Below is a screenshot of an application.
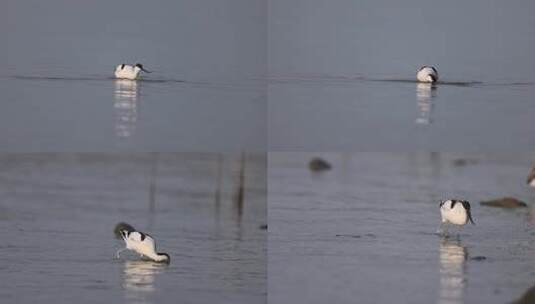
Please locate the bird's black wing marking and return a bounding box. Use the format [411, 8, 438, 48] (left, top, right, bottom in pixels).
[467, 209, 475, 224]
[121, 64, 125, 69]
[461, 200, 475, 224]
[450, 200, 458, 208]
[430, 74, 437, 82]
[431, 66, 438, 74]
[460, 200, 475, 224]
[439, 200, 445, 207]
[138, 232, 146, 241]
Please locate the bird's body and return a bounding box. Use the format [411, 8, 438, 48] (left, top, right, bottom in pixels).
[114, 63, 151, 80]
[527, 166, 535, 187]
[438, 199, 475, 234]
[417, 66, 439, 83]
[116, 225, 170, 263]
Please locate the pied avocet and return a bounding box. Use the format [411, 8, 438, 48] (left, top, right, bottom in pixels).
[417, 66, 439, 83]
[438, 199, 475, 234]
[116, 224, 170, 264]
[114, 63, 151, 80]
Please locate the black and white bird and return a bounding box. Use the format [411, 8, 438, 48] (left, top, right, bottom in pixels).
[114, 63, 152, 80]
[438, 199, 475, 234]
[116, 223, 170, 264]
[417, 66, 439, 83]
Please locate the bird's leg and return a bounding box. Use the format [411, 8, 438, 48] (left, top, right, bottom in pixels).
[436, 222, 444, 235]
[116, 248, 127, 259]
[442, 223, 449, 237]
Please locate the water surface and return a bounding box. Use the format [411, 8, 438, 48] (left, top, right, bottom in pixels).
[1, 0, 266, 151]
[269, 0, 535, 150]
[0, 153, 266, 304]
[269, 79, 535, 150]
[269, 152, 534, 304]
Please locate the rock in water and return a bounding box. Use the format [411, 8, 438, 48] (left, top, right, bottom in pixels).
[480, 197, 527, 208]
[513, 285, 535, 304]
[309, 158, 332, 172]
[470, 256, 487, 261]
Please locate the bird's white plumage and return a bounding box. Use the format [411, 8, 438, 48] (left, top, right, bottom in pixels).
[440, 200, 473, 226]
[440, 201, 467, 225]
[417, 66, 439, 83]
[118, 229, 169, 263]
[114, 64, 150, 80]
[438, 199, 474, 235]
[527, 166, 535, 187]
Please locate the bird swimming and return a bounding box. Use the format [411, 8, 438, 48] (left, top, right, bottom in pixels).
[114, 63, 151, 80]
[438, 199, 475, 235]
[115, 223, 170, 264]
[417, 66, 439, 83]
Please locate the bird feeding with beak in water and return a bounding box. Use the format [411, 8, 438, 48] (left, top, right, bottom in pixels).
[115, 223, 170, 264]
[114, 63, 152, 80]
[438, 199, 475, 235]
[417, 66, 439, 83]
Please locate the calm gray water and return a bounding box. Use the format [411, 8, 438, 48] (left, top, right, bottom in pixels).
[1, 0, 266, 151]
[269, 153, 535, 304]
[0, 153, 266, 304]
[269, 0, 535, 150]
[268, 80, 535, 150]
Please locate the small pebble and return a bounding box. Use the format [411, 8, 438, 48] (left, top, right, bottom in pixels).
[470, 256, 487, 261]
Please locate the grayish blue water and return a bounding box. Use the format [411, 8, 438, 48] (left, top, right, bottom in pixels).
[269, 0, 535, 150]
[268, 80, 535, 150]
[269, 153, 535, 304]
[1, 0, 266, 151]
[0, 153, 266, 304]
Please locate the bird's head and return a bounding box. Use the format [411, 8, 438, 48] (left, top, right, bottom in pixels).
[157, 252, 171, 264]
[134, 63, 152, 73]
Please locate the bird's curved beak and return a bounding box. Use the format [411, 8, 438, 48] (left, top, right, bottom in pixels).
[141, 67, 152, 73]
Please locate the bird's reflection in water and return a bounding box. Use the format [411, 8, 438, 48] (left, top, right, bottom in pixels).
[122, 261, 166, 302]
[438, 237, 467, 304]
[114, 80, 139, 138]
[416, 83, 437, 125]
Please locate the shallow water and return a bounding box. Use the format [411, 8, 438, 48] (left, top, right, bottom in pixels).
[268, 153, 535, 304]
[269, 0, 535, 150]
[1, 0, 266, 152]
[268, 79, 535, 150]
[0, 76, 266, 151]
[0, 153, 266, 304]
